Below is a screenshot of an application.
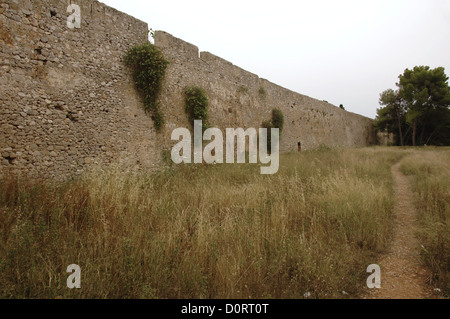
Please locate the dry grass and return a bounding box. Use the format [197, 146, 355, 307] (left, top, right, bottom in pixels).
[400, 147, 450, 296]
[0, 147, 410, 299]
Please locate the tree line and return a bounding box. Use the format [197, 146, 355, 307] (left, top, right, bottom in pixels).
[375, 66, 450, 146]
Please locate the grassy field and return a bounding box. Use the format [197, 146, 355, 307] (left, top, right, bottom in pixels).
[400, 148, 450, 295]
[0, 147, 447, 299]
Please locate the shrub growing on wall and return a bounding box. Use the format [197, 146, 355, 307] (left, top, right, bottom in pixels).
[261, 108, 284, 151]
[258, 87, 267, 98]
[184, 86, 209, 131]
[271, 108, 284, 133]
[124, 42, 169, 131]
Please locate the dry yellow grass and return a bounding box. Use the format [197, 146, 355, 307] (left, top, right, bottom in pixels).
[400, 148, 450, 296]
[1, 146, 441, 299]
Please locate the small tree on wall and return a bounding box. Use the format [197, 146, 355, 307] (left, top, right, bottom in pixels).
[124, 42, 169, 131]
[184, 86, 209, 132]
[271, 108, 284, 133]
[261, 108, 284, 151]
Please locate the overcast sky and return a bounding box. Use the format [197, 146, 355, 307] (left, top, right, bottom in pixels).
[102, 0, 450, 119]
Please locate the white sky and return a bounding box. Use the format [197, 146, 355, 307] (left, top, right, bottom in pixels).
[102, 0, 450, 119]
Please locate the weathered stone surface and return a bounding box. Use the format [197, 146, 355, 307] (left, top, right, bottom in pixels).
[0, 0, 158, 179]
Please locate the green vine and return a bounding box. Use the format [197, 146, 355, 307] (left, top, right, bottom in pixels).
[261, 108, 284, 150]
[258, 87, 267, 98]
[184, 86, 209, 132]
[124, 42, 169, 131]
[271, 108, 284, 133]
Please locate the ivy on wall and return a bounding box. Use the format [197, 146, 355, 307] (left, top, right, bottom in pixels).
[184, 86, 209, 132]
[271, 108, 285, 133]
[124, 42, 169, 131]
[262, 108, 285, 150]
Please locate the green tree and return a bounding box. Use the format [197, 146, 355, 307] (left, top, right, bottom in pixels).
[398, 66, 450, 146]
[271, 108, 284, 133]
[184, 86, 209, 132]
[375, 89, 408, 146]
[375, 66, 450, 146]
[124, 42, 169, 130]
[261, 109, 284, 152]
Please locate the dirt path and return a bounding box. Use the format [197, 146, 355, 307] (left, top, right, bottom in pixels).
[364, 162, 435, 299]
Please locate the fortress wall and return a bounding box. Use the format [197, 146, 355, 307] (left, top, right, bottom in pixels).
[0, 0, 158, 178]
[0, 1, 376, 179]
[154, 31, 376, 153]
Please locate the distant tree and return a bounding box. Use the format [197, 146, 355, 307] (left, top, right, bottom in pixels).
[339, 104, 345, 110]
[375, 66, 450, 146]
[375, 89, 408, 146]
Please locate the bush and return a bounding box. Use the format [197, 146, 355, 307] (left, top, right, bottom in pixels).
[238, 86, 249, 94]
[258, 87, 267, 98]
[184, 86, 209, 131]
[124, 42, 169, 131]
[271, 108, 284, 133]
[261, 109, 284, 151]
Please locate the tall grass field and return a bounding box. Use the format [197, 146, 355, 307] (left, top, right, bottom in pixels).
[0, 147, 448, 298]
[400, 148, 450, 295]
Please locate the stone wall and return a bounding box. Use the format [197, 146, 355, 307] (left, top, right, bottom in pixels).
[0, 0, 157, 178]
[154, 31, 376, 154]
[0, 0, 376, 179]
